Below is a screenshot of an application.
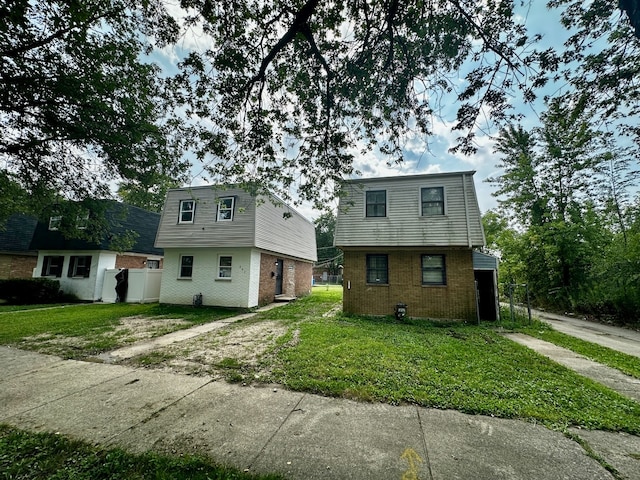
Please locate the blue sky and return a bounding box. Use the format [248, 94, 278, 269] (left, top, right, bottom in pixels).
[153, 2, 618, 220]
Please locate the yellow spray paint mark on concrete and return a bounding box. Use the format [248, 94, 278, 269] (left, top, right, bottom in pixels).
[401, 448, 423, 480]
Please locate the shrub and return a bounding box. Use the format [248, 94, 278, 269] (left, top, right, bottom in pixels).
[0, 278, 65, 304]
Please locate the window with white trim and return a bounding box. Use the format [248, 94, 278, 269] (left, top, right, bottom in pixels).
[42, 255, 64, 277]
[366, 190, 386, 217]
[217, 197, 235, 221]
[421, 187, 445, 215]
[68, 255, 91, 278]
[218, 256, 232, 278]
[421, 254, 446, 285]
[49, 216, 62, 230]
[179, 255, 193, 278]
[179, 200, 195, 223]
[146, 260, 160, 269]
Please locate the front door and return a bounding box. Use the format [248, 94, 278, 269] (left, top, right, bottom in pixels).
[475, 270, 498, 321]
[275, 258, 284, 295]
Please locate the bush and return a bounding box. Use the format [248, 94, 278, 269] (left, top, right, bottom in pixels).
[0, 278, 65, 304]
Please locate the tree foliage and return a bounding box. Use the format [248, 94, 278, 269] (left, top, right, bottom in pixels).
[2, 0, 640, 223]
[172, 0, 554, 209]
[488, 96, 640, 323]
[0, 0, 188, 222]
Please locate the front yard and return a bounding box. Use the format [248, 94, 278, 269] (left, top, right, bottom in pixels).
[1, 286, 639, 434]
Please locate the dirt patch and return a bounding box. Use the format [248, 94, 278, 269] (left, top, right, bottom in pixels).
[125, 320, 292, 381]
[19, 316, 192, 359]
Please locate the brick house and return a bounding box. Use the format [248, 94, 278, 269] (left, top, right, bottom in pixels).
[334, 171, 497, 321]
[0, 214, 38, 279]
[154, 186, 317, 308]
[31, 202, 163, 301]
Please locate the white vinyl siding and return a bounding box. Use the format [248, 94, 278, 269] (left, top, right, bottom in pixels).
[335, 172, 485, 248]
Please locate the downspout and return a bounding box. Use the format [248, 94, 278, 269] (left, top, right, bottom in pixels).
[462, 173, 472, 248]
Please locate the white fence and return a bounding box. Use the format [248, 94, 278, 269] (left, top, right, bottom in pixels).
[101, 268, 163, 303]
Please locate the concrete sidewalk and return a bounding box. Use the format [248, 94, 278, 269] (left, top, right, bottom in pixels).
[531, 309, 640, 359]
[1, 346, 639, 480]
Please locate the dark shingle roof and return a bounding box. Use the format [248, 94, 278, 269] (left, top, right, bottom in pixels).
[29, 201, 163, 256]
[0, 214, 38, 254]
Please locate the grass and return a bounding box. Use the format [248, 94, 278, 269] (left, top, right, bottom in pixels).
[0, 424, 282, 480]
[0, 303, 239, 358]
[265, 308, 640, 433]
[2, 288, 639, 434]
[516, 322, 640, 380]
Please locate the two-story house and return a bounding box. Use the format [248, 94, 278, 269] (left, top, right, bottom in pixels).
[334, 171, 496, 321]
[154, 186, 317, 308]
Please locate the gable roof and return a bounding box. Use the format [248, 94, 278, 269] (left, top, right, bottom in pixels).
[0, 214, 38, 254]
[29, 201, 163, 256]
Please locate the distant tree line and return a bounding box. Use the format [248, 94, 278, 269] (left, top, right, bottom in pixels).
[485, 96, 640, 325]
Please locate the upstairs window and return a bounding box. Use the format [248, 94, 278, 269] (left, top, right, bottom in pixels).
[366, 254, 388, 284]
[421, 254, 446, 285]
[179, 255, 193, 278]
[76, 211, 89, 230]
[48, 216, 62, 230]
[68, 255, 91, 278]
[421, 187, 445, 215]
[218, 256, 232, 278]
[42, 255, 64, 277]
[366, 190, 386, 217]
[217, 197, 235, 221]
[179, 200, 195, 223]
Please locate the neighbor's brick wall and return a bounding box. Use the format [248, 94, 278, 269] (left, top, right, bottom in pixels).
[0, 254, 37, 279]
[115, 255, 163, 270]
[342, 248, 476, 321]
[258, 253, 313, 306]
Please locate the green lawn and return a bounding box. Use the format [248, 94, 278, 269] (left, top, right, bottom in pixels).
[0, 425, 282, 480]
[0, 303, 239, 358]
[264, 298, 640, 433]
[1, 289, 639, 434]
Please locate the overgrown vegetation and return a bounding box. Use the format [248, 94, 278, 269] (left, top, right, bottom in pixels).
[0, 278, 71, 305]
[0, 424, 282, 480]
[485, 97, 640, 325]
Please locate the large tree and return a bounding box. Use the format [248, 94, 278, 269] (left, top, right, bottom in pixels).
[3, 1, 639, 222]
[171, 0, 640, 210]
[0, 0, 188, 222]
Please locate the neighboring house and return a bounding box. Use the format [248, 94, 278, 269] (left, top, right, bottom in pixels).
[30, 202, 163, 301]
[0, 214, 38, 279]
[334, 171, 497, 321]
[155, 185, 317, 308]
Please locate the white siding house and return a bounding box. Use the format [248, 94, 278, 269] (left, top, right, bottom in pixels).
[30, 202, 163, 302]
[155, 186, 317, 307]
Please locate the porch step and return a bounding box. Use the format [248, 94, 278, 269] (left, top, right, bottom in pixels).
[274, 295, 296, 303]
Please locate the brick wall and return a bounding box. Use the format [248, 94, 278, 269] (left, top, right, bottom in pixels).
[0, 254, 37, 279]
[258, 252, 278, 305]
[115, 255, 163, 269]
[342, 248, 477, 321]
[258, 253, 313, 306]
